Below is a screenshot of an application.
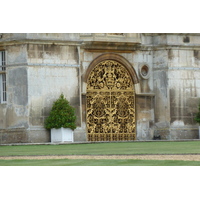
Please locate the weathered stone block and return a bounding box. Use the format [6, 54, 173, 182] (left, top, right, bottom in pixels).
[27, 130, 50, 143]
[74, 128, 87, 142]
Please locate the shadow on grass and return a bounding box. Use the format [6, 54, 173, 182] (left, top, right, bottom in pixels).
[1, 159, 200, 166]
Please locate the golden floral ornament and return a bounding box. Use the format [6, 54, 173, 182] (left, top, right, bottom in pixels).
[86, 60, 136, 141]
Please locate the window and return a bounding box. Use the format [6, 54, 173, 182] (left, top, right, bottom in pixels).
[0, 51, 6, 103]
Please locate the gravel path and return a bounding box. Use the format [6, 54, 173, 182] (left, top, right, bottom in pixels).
[1, 155, 200, 161]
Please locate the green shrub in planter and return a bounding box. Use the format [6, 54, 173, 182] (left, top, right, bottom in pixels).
[194, 103, 200, 125]
[45, 94, 76, 130]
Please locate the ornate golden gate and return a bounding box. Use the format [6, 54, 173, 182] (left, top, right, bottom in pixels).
[86, 60, 135, 141]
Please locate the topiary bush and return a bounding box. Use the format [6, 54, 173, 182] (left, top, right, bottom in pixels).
[194, 103, 200, 125]
[44, 94, 76, 130]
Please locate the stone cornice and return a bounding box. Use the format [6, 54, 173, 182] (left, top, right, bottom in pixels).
[142, 33, 200, 36]
[2, 38, 200, 51]
[0, 39, 83, 47]
[140, 44, 200, 51]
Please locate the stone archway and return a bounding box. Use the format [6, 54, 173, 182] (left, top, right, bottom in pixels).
[86, 54, 138, 141]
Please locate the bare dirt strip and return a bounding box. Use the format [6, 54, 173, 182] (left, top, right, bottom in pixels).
[1, 155, 200, 161]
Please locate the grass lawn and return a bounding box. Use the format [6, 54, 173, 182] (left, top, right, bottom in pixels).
[1, 159, 200, 166]
[1, 141, 200, 166]
[0, 141, 200, 156]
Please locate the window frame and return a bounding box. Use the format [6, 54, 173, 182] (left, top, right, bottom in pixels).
[0, 50, 7, 103]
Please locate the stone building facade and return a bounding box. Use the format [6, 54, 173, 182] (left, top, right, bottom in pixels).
[0, 33, 199, 144]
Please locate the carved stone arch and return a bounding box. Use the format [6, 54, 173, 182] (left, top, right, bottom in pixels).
[84, 53, 139, 85]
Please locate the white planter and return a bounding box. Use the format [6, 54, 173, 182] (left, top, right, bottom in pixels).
[51, 127, 74, 143]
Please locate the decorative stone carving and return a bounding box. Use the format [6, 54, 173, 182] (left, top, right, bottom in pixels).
[139, 64, 150, 79]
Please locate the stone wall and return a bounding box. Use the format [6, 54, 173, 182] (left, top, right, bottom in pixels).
[0, 35, 82, 143]
[27, 43, 81, 142]
[153, 49, 170, 139]
[80, 47, 155, 140]
[168, 48, 200, 139]
[152, 34, 200, 139]
[1, 33, 200, 143]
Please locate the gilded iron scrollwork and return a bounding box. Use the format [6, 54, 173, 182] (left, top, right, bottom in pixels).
[86, 60, 135, 141]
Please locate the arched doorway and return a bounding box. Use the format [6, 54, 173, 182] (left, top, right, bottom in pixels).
[86, 54, 137, 141]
